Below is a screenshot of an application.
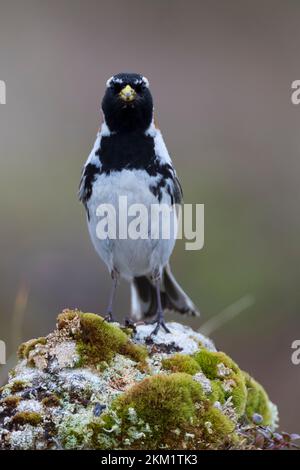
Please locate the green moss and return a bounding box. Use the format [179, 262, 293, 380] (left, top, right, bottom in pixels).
[120, 326, 134, 337]
[18, 337, 47, 359]
[17, 343, 27, 359]
[1, 396, 21, 408]
[230, 373, 248, 417]
[79, 313, 130, 363]
[200, 407, 235, 441]
[10, 380, 26, 393]
[114, 373, 205, 435]
[86, 421, 106, 448]
[193, 349, 247, 417]
[162, 354, 201, 375]
[42, 394, 61, 407]
[120, 342, 148, 363]
[193, 350, 229, 379]
[57, 311, 148, 367]
[209, 380, 226, 404]
[12, 411, 43, 427]
[136, 361, 150, 374]
[243, 372, 272, 425]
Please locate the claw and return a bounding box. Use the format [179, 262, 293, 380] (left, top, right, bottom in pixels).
[124, 317, 136, 328]
[103, 312, 116, 323]
[151, 319, 171, 336]
[124, 318, 147, 334]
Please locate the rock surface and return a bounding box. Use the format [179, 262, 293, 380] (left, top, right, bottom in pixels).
[0, 309, 281, 450]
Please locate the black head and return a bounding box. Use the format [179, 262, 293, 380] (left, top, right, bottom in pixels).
[102, 73, 153, 133]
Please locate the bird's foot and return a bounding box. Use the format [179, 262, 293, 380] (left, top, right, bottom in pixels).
[124, 317, 146, 333]
[103, 311, 116, 323]
[124, 317, 136, 327]
[150, 314, 171, 336]
[124, 317, 137, 333]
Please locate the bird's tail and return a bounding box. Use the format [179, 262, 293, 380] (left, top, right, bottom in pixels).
[130, 263, 200, 320]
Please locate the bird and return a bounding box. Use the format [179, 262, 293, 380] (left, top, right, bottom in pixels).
[79, 72, 199, 334]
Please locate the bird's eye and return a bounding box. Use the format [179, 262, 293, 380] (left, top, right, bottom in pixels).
[134, 82, 145, 93]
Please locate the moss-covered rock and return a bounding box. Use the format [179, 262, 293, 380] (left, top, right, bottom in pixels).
[0, 309, 279, 450]
[116, 373, 204, 430]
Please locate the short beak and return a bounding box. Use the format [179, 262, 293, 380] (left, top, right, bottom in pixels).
[119, 84, 136, 102]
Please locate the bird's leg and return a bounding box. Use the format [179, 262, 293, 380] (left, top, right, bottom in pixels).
[151, 273, 170, 335]
[104, 269, 119, 322]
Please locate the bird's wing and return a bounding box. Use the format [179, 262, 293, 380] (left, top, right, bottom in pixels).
[78, 162, 99, 219]
[173, 174, 183, 205]
[166, 170, 183, 206]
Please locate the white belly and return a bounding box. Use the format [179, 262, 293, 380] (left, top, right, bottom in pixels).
[86, 169, 177, 279]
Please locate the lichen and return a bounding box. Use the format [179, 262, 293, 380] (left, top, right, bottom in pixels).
[57, 409, 95, 449]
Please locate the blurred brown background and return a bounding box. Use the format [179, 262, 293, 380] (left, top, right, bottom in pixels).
[0, 0, 299, 432]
